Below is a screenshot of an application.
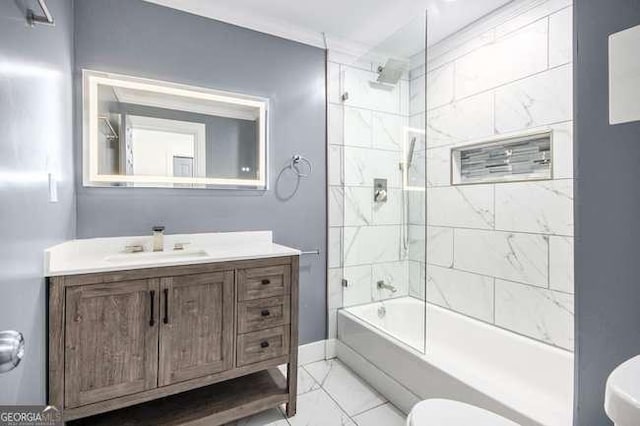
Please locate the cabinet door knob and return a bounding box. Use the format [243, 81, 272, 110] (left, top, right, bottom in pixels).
[260, 341, 270, 349]
[261, 279, 271, 285]
[261, 309, 271, 317]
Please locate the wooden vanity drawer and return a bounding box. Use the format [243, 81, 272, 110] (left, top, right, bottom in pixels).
[237, 265, 290, 301]
[238, 296, 291, 334]
[237, 326, 289, 367]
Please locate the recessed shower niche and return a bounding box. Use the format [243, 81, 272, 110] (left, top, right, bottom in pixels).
[451, 130, 553, 185]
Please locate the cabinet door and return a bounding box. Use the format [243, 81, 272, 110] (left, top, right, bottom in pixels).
[159, 271, 234, 386]
[64, 280, 159, 408]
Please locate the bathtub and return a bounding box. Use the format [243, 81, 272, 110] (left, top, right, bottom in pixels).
[337, 297, 573, 426]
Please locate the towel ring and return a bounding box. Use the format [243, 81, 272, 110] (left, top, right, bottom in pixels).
[291, 155, 313, 178]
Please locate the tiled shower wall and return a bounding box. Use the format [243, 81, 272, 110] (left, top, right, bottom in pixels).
[410, 0, 575, 350]
[326, 54, 412, 339]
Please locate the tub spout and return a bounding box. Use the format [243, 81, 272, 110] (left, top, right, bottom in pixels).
[377, 280, 397, 293]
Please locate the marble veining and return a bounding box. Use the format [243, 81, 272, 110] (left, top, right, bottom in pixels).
[409, 261, 426, 300]
[343, 264, 373, 306]
[548, 6, 573, 67]
[328, 145, 343, 186]
[454, 229, 549, 287]
[344, 147, 402, 188]
[549, 235, 574, 294]
[344, 187, 372, 227]
[372, 112, 405, 151]
[426, 226, 454, 268]
[494, 64, 572, 133]
[304, 359, 387, 417]
[428, 185, 495, 229]
[372, 261, 409, 300]
[426, 63, 455, 111]
[495, 279, 574, 350]
[455, 19, 548, 99]
[495, 180, 573, 236]
[427, 92, 494, 148]
[287, 389, 355, 426]
[328, 268, 344, 311]
[427, 265, 494, 322]
[328, 104, 344, 145]
[372, 189, 403, 226]
[329, 187, 344, 228]
[344, 107, 373, 148]
[426, 147, 451, 187]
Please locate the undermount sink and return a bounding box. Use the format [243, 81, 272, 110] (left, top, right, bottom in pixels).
[605, 354, 640, 426]
[105, 249, 209, 264]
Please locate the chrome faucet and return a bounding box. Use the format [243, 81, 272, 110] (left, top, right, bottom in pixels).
[377, 280, 397, 293]
[152, 226, 165, 252]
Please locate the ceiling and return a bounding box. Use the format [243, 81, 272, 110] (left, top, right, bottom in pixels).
[144, 0, 513, 59]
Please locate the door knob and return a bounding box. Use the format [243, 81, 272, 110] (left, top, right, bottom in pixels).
[0, 330, 24, 374]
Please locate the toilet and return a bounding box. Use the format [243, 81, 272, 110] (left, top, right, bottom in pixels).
[407, 399, 519, 425]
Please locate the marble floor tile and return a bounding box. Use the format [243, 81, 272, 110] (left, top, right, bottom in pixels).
[304, 359, 387, 417]
[287, 388, 356, 426]
[230, 408, 289, 426]
[278, 364, 321, 395]
[353, 403, 406, 426]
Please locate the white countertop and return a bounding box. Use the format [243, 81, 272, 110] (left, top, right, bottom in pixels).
[45, 231, 300, 277]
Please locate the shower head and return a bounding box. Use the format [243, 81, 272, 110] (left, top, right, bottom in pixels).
[406, 137, 417, 168]
[376, 59, 409, 85]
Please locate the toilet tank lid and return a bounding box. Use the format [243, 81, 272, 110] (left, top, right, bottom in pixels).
[409, 399, 519, 426]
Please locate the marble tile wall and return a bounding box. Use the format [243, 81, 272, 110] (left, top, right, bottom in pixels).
[409, 0, 574, 351]
[326, 55, 414, 339]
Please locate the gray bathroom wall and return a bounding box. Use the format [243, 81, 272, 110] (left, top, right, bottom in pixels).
[0, 0, 75, 404]
[574, 1, 640, 424]
[74, 0, 327, 344]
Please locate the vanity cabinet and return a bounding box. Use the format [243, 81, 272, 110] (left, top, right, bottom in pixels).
[158, 272, 235, 386]
[48, 256, 298, 425]
[64, 279, 160, 408]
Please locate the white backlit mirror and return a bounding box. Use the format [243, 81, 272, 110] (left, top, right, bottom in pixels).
[83, 70, 268, 189]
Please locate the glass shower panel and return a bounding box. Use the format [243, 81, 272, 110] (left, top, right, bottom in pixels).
[336, 12, 427, 354]
[423, 0, 575, 353]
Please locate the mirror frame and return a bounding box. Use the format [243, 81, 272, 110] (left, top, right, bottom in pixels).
[82, 70, 269, 189]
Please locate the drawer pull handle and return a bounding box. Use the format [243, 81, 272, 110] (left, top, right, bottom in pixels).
[149, 290, 155, 327]
[261, 279, 271, 285]
[260, 341, 270, 349]
[163, 288, 169, 324]
[261, 309, 271, 317]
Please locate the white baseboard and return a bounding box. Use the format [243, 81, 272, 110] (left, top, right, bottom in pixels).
[325, 338, 337, 359]
[297, 339, 338, 366]
[298, 340, 326, 365]
[336, 340, 420, 414]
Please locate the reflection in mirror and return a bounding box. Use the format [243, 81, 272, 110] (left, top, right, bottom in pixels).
[84, 70, 267, 189]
